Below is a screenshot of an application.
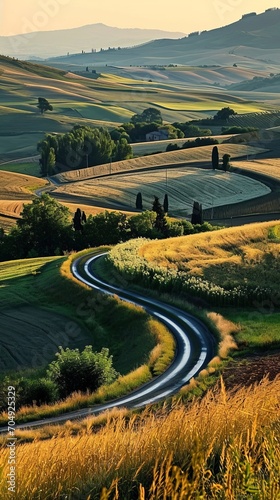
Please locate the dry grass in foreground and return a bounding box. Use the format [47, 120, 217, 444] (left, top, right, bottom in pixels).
[0, 376, 279, 499]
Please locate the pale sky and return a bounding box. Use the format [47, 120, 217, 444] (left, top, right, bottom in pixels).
[0, 0, 278, 36]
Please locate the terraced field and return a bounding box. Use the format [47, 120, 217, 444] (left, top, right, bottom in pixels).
[0, 171, 46, 200]
[0, 171, 47, 229]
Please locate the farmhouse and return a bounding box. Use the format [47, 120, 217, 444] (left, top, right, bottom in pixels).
[146, 130, 169, 141]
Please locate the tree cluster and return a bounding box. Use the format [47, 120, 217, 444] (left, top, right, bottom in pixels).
[166, 137, 218, 152]
[119, 121, 184, 143]
[0, 194, 220, 262]
[38, 125, 133, 176]
[171, 122, 212, 137]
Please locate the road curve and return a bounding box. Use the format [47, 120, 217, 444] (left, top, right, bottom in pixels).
[0, 252, 215, 432]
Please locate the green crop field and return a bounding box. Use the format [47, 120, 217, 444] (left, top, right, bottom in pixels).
[0, 255, 159, 376]
[0, 56, 278, 160]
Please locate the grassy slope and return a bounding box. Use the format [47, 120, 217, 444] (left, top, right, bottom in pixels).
[0, 56, 277, 162]
[110, 221, 280, 352]
[0, 253, 158, 376]
[137, 220, 279, 289]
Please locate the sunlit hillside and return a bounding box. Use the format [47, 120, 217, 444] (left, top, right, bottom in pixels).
[138, 220, 280, 290]
[0, 55, 278, 160]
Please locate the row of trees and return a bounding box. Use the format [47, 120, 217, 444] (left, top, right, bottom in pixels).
[211, 146, 231, 171]
[0, 195, 218, 261]
[38, 125, 133, 176]
[166, 137, 218, 152]
[111, 108, 214, 144]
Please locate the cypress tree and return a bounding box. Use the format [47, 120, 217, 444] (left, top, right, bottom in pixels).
[152, 196, 168, 234]
[212, 145, 219, 170]
[163, 194, 169, 214]
[191, 201, 203, 225]
[73, 208, 83, 231]
[136, 192, 143, 210]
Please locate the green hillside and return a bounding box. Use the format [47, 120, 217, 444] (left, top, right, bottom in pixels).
[1, 55, 277, 163]
[0, 254, 156, 375]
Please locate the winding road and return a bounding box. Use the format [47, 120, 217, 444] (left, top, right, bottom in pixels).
[0, 252, 215, 432]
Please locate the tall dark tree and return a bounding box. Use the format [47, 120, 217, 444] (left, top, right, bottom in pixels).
[136, 192, 143, 210]
[212, 146, 219, 170]
[222, 154, 231, 172]
[163, 194, 169, 214]
[37, 97, 53, 114]
[73, 208, 83, 231]
[152, 196, 168, 234]
[37, 141, 56, 176]
[191, 201, 203, 225]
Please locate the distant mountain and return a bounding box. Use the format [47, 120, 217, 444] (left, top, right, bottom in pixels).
[0, 24, 186, 59]
[45, 10, 280, 70]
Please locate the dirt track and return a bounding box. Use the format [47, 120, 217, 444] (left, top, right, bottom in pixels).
[221, 352, 280, 390]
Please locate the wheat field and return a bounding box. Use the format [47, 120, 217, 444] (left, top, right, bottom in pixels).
[0, 376, 279, 499]
[55, 167, 270, 217]
[235, 158, 280, 181]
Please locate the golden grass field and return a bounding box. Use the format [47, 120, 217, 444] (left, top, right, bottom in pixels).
[138, 220, 279, 280]
[0, 376, 279, 499]
[131, 135, 233, 156]
[235, 158, 280, 181]
[0, 171, 46, 201]
[0, 200, 135, 223]
[55, 166, 270, 217]
[54, 143, 266, 183]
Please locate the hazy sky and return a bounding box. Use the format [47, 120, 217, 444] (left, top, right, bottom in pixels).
[0, 0, 278, 36]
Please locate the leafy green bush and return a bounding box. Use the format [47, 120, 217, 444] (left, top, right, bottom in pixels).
[22, 378, 59, 406]
[47, 346, 119, 398]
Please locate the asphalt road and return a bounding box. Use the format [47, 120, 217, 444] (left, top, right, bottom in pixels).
[0, 252, 216, 432]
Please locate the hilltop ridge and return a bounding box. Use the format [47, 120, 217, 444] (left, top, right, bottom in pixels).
[45, 9, 280, 69]
[0, 23, 186, 59]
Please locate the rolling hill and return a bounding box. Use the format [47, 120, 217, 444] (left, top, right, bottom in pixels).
[46, 10, 280, 70]
[1, 54, 278, 161]
[0, 24, 186, 59]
